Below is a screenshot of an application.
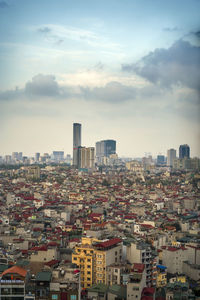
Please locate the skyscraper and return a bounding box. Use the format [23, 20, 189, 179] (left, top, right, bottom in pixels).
[35, 152, 40, 162]
[179, 144, 190, 159]
[78, 146, 95, 169]
[52, 151, 64, 162]
[73, 123, 81, 167]
[167, 149, 176, 166]
[95, 139, 116, 164]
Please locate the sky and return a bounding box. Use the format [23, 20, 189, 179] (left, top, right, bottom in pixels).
[0, 0, 200, 158]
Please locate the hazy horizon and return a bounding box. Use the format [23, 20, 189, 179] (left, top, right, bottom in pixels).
[0, 0, 200, 157]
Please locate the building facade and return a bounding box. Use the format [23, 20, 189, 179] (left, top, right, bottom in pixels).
[179, 144, 190, 159]
[167, 148, 176, 166]
[126, 242, 157, 287]
[72, 237, 122, 289]
[95, 140, 116, 164]
[73, 123, 81, 167]
[78, 147, 95, 169]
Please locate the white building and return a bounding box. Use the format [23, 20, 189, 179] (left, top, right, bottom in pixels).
[167, 149, 176, 166]
[162, 246, 188, 274]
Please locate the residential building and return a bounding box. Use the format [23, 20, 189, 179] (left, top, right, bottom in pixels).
[127, 263, 146, 300]
[72, 237, 122, 289]
[126, 241, 157, 287]
[0, 265, 35, 300]
[78, 146, 95, 169]
[165, 282, 195, 300]
[156, 265, 167, 287]
[162, 246, 188, 274]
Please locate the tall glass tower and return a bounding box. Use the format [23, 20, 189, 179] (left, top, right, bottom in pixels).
[95, 139, 116, 164]
[73, 123, 81, 167]
[179, 144, 190, 159]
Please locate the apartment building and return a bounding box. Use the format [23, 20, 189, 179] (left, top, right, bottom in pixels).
[0, 266, 35, 300]
[126, 241, 157, 286]
[72, 237, 122, 289]
[127, 263, 146, 300]
[156, 265, 167, 287]
[162, 246, 188, 274]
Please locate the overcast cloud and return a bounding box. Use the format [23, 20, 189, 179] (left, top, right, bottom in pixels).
[122, 40, 200, 92]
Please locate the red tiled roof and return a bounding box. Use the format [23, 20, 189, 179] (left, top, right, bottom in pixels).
[95, 238, 121, 248]
[1, 266, 27, 278]
[44, 259, 59, 267]
[132, 263, 145, 273]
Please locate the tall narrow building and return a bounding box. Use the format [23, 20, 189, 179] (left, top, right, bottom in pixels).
[167, 149, 176, 166]
[73, 123, 81, 167]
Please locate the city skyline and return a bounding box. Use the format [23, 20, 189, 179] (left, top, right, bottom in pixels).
[0, 0, 200, 157]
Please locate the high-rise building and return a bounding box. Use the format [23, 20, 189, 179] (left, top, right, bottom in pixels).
[52, 151, 64, 162]
[35, 152, 40, 162]
[18, 152, 23, 161]
[95, 139, 116, 164]
[157, 155, 165, 165]
[73, 123, 81, 167]
[78, 146, 95, 169]
[167, 149, 176, 166]
[179, 144, 190, 159]
[12, 152, 19, 161]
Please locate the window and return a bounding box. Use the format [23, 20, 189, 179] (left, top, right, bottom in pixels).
[87, 271, 91, 274]
[73, 257, 77, 260]
[87, 258, 91, 262]
[87, 277, 91, 281]
[52, 295, 58, 300]
[115, 251, 117, 255]
[87, 265, 91, 268]
[70, 295, 77, 300]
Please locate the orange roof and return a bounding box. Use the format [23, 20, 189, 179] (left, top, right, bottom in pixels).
[1, 266, 27, 278]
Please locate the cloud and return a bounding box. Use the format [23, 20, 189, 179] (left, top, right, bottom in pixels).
[0, 87, 23, 101]
[0, 73, 139, 103]
[122, 40, 200, 91]
[36, 24, 121, 51]
[81, 81, 137, 102]
[37, 26, 52, 34]
[25, 74, 60, 97]
[0, 1, 8, 8]
[163, 27, 179, 32]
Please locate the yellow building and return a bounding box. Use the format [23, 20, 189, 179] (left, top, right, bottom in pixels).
[72, 237, 122, 289]
[156, 265, 167, 287]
